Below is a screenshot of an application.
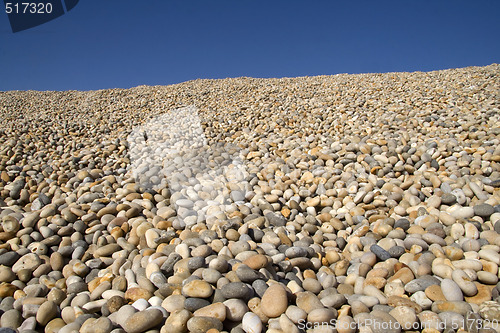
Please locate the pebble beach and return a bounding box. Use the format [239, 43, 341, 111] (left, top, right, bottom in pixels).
[0, 64, 499, 333]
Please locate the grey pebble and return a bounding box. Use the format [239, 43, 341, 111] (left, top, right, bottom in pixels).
[370, 244, 391, 261]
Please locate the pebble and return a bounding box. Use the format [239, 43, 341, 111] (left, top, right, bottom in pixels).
[261, 283, 288, 318]
[242, 312, 262, 333]
[479, 301, 500, 322]
[474, 203, 495, 218]
[36, 301, 58, 326]
[122, 308, 164, 333]
[164, 309, 191, 332]
[370, 244, 391, 261]
[297, 291, 326, 312]
[221, 282, 252, 299]
[184, 298, 210, 312]
[307, 307, 336, 324]
[187, 316, 224, 333]
[182, 280, 213, 298]
[405, 277, 440, 293]
[367, 310, 401, 333]
[45, 318, 65, 332]
[452, 269, 478, 296]
[417, 311, 442, 331]
[438, 311, 464, 331]
[441, 279, 464, 301]
[80, 317, 114, 333]
[193, 302, 226, 321]
[243, 254, 269, 270]
[1, 309, 22, 329]
[224, 298, 248, 321]
[285, 305, 307, 324]
[389, 306, 418, 331]
[478, 271, 499, 285]
[431, 300, 472, 315]
[464, 283, 492, 304]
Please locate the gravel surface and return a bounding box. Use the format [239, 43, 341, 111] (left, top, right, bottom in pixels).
[0, 64, 499, 333]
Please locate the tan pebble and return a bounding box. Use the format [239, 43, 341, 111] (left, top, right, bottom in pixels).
[206, 329, 220, 333]
[425, 285, 446, 301]
[125, 287, 153, 303]
[0, 282, 18, 297]
[36, 300, 58, 325]
[388, 267, 414, 284]
[261, 283, 288, 318]
[443, 247, 464, 261]
[334, 259, 349, 276]
[366, 268, 389, 279]
[193, 302, 227, 321]
[307, 307, 336, 324]
[303, 270, 316, 279]
[325, 251, 341, 264]
[431, 263, 453, 279]
[182, 280, 213, 298]
[123, 308, 164, 333]
[431, 300, 472, 314]
[248, 297, 269, 324]
[243, 254, 269, 270]
[387, 295, 422, 313]
[407, 225, 425, 234]
[13, 290, 26, 299]
[364, 276, 386, 289]
[389, 305, 418, 330]
[384, 280, 405, 297]
[44, 318, 66, 333]
[480, 259, 499, 274]
[336, 315, 356, 333]
[295, 291, 324, 313]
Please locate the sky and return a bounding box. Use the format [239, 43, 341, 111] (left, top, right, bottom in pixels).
[0, 0, 499, 92]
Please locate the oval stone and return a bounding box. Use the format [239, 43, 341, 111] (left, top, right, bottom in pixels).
[260, 283, 288, 318]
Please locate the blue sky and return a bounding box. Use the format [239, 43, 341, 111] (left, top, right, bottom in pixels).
[1, 0, 499, 91]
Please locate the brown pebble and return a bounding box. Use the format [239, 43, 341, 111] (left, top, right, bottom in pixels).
[425, 285, 446, 301]
[125, 287, 153, 303]
[107, 295, 127, 313]
[261, 283, 288, 318]
[243, 254, 269, 270]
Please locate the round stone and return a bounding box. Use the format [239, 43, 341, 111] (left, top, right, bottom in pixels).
[122, 308, 164, 333]
[441, 279, 464, 302]
[307, 308, 336, 324]
[80, 317, 113, 333]
[302, 278, 322, 294]
[451, 269, 477, 297]
[107, 295, 127, 313]
[182, 280, 213, 298]
[186, 316, 223, 333]
[223, 298, 248, 321]
[261, 283, 288, 318]
[0, 309, 22, 329]
[389, 306, 418, 331]
[220, 282, 252, 299]
[193, 302, 226, 322]
[296, 291, 324, 313]
[243, 254, 269, 270]
[474, 203, 495, 218]
[242, 312, 262, 333]
[36, 301, 58, 326]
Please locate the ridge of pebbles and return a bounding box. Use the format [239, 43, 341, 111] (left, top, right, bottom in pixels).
[0, 64, 499, 333]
